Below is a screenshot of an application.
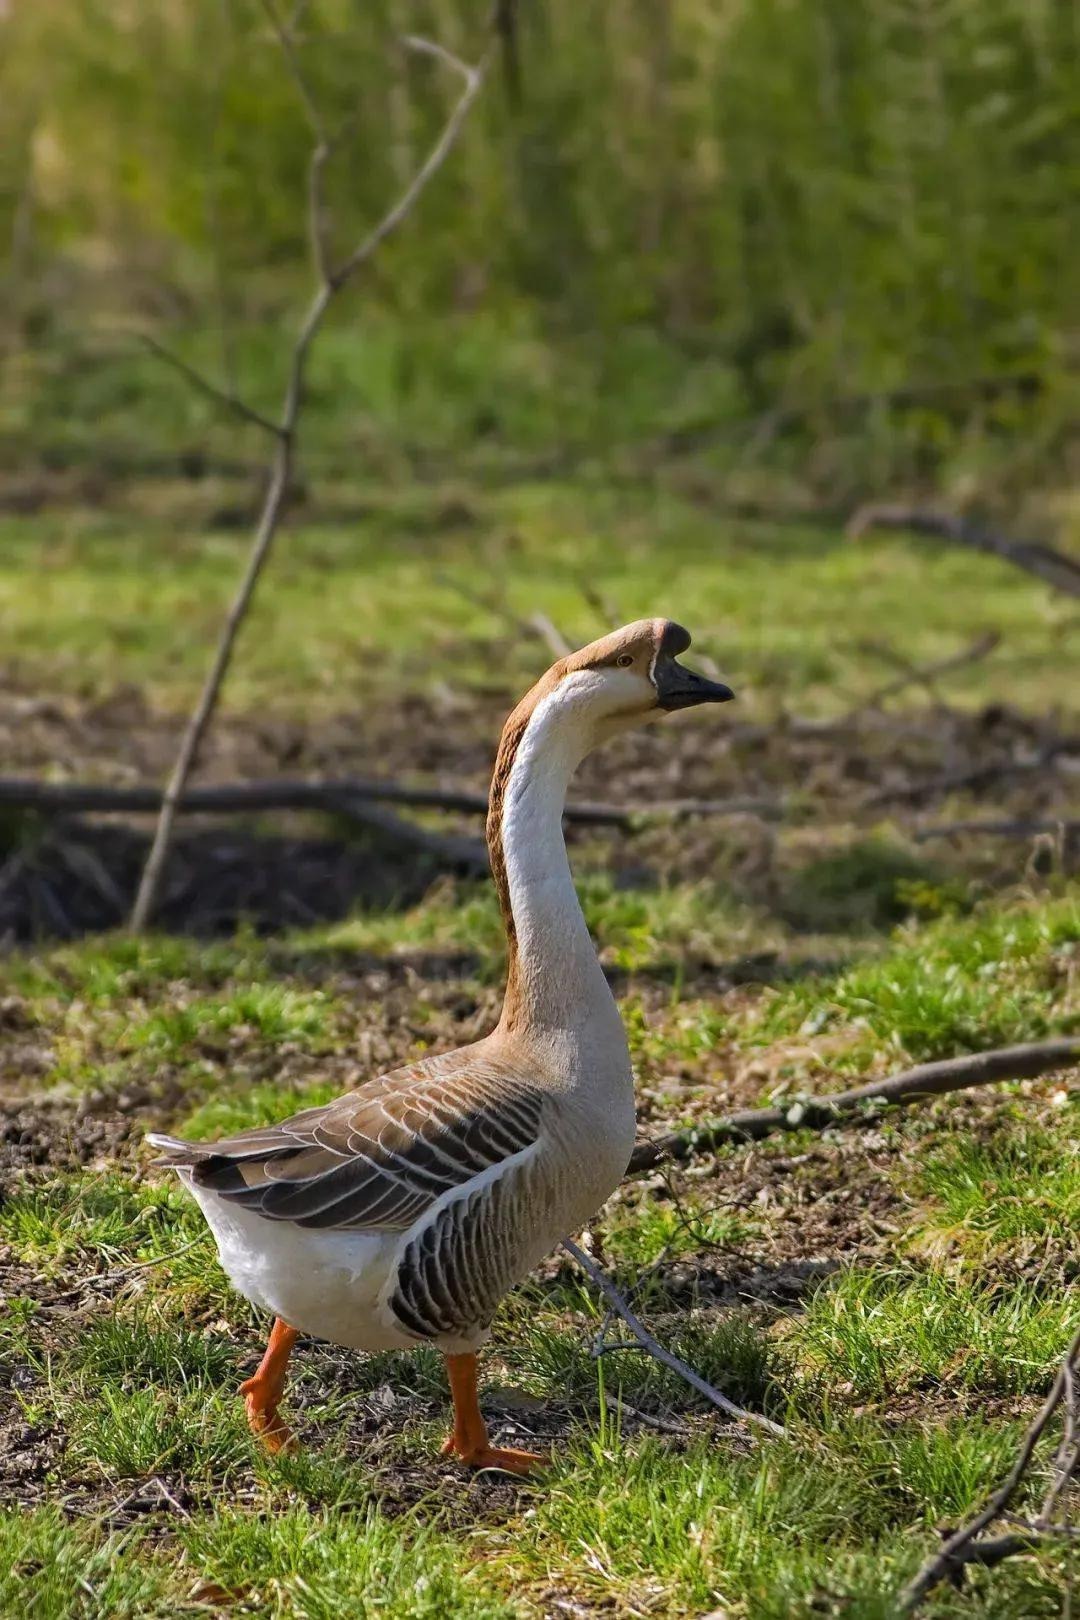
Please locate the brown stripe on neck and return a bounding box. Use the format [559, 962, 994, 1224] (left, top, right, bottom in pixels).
[486, 667, 563, 1032]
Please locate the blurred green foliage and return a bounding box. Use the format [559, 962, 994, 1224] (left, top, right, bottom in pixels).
[2, 0, 1077, 466]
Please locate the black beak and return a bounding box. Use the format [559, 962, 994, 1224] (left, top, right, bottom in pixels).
[654, 654, 735, 711]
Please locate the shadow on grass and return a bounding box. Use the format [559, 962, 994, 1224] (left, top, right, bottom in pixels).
[0, 816, 455, 943]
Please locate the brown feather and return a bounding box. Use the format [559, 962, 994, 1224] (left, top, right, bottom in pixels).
[151, 1048, 545, 1234]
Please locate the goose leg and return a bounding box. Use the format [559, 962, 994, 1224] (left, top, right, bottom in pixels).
[239, 1318, 298, 1453]
[440, 1351, 548, 1476]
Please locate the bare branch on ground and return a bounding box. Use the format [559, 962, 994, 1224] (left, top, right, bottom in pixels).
[626, 1039, 1080, 1174]
[864, 735, 1078, 806]
[0, 776, 779, 830]
[914, 817, 1079, 844]
[854, 631, 999, 714]
[560, 1235, 787, 1439]
[849, 503, 1080, 599]
[129, 14, 489, 930]
[898, 1322, 1080, 1610]
[435, 572, 572, 658]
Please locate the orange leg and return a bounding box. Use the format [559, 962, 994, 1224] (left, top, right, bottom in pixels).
[440, 1351, 548, 1476]
[239, 1318, 298, 1454]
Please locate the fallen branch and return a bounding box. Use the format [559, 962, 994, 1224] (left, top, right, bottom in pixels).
[129, 16, 490, 931]
[321, 798, 487, 873]
[600, 1392, 689, 1437]
[0, 775, 779, 830]
[854, 631, 999, 713]
[898, 1322, 1080, 1611]
[560, 1235, 786, 1439]
[915, 817, 1080, 844]
[434, 572, 572, 659]
[849, 503, 1080, 599]
[626, 1039, 1080, 1174]
[864, 736, 1077, 806]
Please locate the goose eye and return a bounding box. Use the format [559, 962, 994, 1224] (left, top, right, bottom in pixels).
[616, 653, 634, 668]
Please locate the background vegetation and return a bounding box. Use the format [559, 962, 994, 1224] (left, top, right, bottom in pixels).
[3, 0, 1079, 505]
[0, 2, 1078, 1617]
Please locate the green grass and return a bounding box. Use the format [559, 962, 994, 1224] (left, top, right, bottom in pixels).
[122, 983, 337, 1059]
[913, 1120, 1080, 1258]
[787, 1267, 1078, 1399]
[176, 1501, 518, 1620]
[3, 890, 1079, 1614]
[312, 869, 773, 979]
[0, 1510, 174, 1620]
[755, 893, 1080, 1069]
[0, 478, 1074, 715]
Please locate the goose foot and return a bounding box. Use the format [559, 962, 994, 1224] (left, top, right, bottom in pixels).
[242, 1395, 297, 1454]
[240, 1317, 299, 1454]
[441, 1350, 549, 1477]
[440, 1435, 549, 1476]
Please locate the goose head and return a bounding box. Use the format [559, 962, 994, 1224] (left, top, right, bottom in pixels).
[540, 618, 734, 748]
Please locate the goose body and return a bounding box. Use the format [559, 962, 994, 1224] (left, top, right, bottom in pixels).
[149, 619, 732, 1468]
[160, 1038, 632, 1355]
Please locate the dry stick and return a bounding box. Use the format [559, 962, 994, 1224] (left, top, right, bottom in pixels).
[864, 737, 1077, 807]
[849, 503, 1080, 600]
[898, 1322, 1080, 1611]
[626, 1039, 1080, 1175]
[855, 631, 999, 713]
[560, 1236, 786, 1440]
[1040, 1357, 1079, 1524]
[529, 612, 572, 658]
[0, 775, 778, 830]
[135, 333, 279, 436]
[323, 796, 487, 873]
[915, 817, 1080, 844]
[435, 572, 571, 658]
[128, 24, 488, 931]
[601, 1392, 689, 1437]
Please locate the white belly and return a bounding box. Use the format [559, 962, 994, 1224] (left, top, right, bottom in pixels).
[187, 1179, 416, 1352]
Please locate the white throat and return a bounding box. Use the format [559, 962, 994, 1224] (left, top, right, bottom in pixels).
[498, 684, 628, 1069]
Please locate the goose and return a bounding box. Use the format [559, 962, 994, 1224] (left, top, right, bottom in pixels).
[149, 620, 733, 1474]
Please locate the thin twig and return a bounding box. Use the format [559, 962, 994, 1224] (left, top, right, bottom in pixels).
[136, 334, 280, 437]
[529, 612, 572, 658]
[259, 0, 338, 284]
[914, 817, 1080, 844]
[855, 631, 999, 714]
[130, 24, 489, 930]
[898, 1323, 1080, 1610]
[259, 0, 326, 140]
[129, 441, 295, 931]
[1040, 1357, 1079, 1523]
[110, 1235, 210, 1274]
[329, 37, 486, 289]
[601, 1391, 689, 1437]
[864, 739, 1077, 806]
[560, 1236, 786, 1439]
[626, 1039, 1080, 1175]
[436, 572, 572, 657]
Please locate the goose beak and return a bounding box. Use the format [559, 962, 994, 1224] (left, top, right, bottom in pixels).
[654, 656, 735, 711]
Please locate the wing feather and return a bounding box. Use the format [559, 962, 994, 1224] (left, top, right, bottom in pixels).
[148, 1049, 544, 1236]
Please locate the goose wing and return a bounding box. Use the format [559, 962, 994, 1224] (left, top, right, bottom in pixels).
[147, 1050, 545, 1234]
